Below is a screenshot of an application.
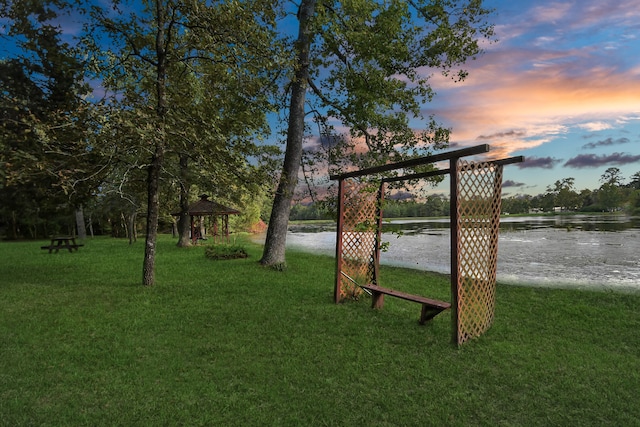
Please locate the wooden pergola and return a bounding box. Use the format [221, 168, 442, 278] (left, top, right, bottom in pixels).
[176, 194, 240, 244]
[330, 144, 524, 345]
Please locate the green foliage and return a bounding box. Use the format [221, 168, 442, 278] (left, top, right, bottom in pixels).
[290, 196, 450, 221]
[83, 0, 285, 282]
[204, 244, 248, 260]
[0, 0, 104, 238]
[289, 203, 333, 221]
[510, 169, 640, 214]
[229, 190, 272, 232]
[545, 178, 579, 211]
[262, 0, 495, 265]
[306, 0, 495, 174]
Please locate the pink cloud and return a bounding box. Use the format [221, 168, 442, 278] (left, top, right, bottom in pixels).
[419, 32, 640, 159]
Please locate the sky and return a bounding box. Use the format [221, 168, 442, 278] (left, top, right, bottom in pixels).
[3, 0, 639, 198]
[419, 0, 640, 196]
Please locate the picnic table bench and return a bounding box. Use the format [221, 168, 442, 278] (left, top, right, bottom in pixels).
[360, 284, 451, 324]
[41, 236, 84, 253]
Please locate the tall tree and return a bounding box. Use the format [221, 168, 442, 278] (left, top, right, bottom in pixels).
[628, 171, 640, 190]
[598, 167, 624, 212]
[547, 177, 578, 211]
[600, 167, 623, 186]
[260, 0, 494, 267]
[88, 0, 281, 285]
[0, 0, 102, 239]
[165, 43, 281, 247]
[260, 0, 317, 267]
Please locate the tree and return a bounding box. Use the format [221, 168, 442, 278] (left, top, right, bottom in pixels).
[530, 192, 555, 212]
[423, 194, 450, 217]
[259, 0, 317, 267]
[166, 53, 281, 248]
[578, 188, 596, 211]
[0, 0, 104, 239]
[260, 0, 494, 267]
[501, 195, 531, 215]
[598, 168, 624, 212]
[600, 167, 623, 186]
[628, 172, 640, 190]
[546, 178, 578, 211]
[88, 0, 281, 285]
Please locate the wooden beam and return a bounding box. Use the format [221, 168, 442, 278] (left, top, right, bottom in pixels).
[380, 155, 524, 184]
[382, 168, 451, 183]
[329, 144, 490, 180]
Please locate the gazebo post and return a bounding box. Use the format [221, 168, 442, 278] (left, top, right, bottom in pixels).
[190, 215, 195, 244]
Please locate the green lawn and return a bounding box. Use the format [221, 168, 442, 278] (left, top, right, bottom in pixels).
[1, 235, 639, 426]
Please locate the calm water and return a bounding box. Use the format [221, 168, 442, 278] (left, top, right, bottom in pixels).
[280, 215, 640, 292]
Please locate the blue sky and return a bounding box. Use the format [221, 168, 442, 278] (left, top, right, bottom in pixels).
[420, 0, 640, 195]
[3, 0, 638, 197]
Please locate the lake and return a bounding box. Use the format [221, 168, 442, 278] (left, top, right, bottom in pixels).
[278, 215, 640, 292]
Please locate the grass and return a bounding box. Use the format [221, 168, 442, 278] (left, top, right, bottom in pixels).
[1, 235, 639, 426]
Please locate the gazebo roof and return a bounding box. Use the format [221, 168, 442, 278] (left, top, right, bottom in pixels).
[177, 194, 240, 216]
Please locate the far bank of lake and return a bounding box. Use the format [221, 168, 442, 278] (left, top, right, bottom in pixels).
[275, 214, 640, 292]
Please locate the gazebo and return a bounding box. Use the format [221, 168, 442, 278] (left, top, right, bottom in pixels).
[177, 194, 240, 244]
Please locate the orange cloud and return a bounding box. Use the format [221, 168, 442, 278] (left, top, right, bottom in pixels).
[423, 62, 640, 159]
[410, 0, 640, 163]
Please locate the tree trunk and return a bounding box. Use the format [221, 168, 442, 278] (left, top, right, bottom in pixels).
[142, 144, 164, 285]
[128, 210, 137, 244]
[199, 216, 206, 240]
[75, 205, 87, 241]
[142, 0, 167, 286]
[176, 153, 192, 247]
[260, 0, 316, 267]
[88, 213, 94, 238]
[10, 211, 18, 240]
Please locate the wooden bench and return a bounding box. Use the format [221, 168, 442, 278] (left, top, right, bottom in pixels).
[360, 284, 451, 324]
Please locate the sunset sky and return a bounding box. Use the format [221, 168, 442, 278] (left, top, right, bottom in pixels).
[3, 0, 638, 198]
[421, 0, 640, 196]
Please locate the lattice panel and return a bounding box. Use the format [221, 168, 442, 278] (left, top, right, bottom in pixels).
[455, 160, 503, 345]
[337, 179, 379, 300]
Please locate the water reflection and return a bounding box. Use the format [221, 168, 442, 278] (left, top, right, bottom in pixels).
[382, 215, 640, 233]
[283, 215, 640, 292]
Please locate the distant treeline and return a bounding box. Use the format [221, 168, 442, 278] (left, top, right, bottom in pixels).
[290, 170, 640, 220]
[289, 195, 451, 220]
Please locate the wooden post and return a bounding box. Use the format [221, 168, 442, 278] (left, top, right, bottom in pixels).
[370, 289, 384, 309]
[334, 178, 346, 304]
[450, 157, 460, 345]
[374, 182, 385, 286]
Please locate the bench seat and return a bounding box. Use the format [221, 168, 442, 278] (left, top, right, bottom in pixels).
[360, 284, 451, 324]
[41, 244, 84, 253]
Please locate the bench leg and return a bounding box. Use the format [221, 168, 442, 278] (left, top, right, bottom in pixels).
[419, 305, 445, 325]
[370, 291, 385, 309]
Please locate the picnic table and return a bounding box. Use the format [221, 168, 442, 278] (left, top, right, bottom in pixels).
[41, 236, 84, 253]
